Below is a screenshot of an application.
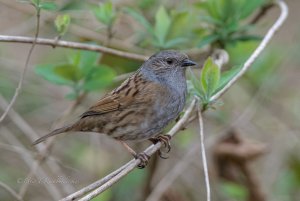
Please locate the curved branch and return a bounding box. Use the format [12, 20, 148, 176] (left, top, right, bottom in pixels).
[0, 35, 148, 61]
[60, 1, 288, 200]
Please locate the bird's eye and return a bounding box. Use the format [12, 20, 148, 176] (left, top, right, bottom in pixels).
[166, 59, 173, 65]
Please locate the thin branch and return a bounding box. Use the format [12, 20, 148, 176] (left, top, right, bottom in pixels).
[62, 1, 289, 200]
[61, 99, 197, 201]
[0, 7, 41, 123]
[0, 127, 63, 200]
[210, 0, 288, 102]
[197, 101, 210, 201]
[0, 95, 75, 196]
[0, 35, 148, 61]
[250, 3, 275, 25]
[0, 181, 23, 201]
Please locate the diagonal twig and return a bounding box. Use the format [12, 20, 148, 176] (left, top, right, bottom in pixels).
[0, 180, 23, 201]
[0, 7, 41, 123]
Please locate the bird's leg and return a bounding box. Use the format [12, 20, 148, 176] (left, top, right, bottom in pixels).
[120, 141, 150, 169]
[149, 134, 172, 159]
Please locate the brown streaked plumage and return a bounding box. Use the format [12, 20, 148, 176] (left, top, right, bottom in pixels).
[33, 50, 197, 168]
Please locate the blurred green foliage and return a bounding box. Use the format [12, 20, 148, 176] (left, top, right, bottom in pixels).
[220, 181, 248, 201]
[189, 57, 221, 106]
[55, 14, 71, 36]
[125, 6, 191, 49]
[1, 1, 295, 201]
[35, 50, 116, 100]
[93, 1, 116, 36]
[196, 0, 265, 48]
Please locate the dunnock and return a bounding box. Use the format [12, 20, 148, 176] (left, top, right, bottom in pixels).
[33, 50, 197, 168]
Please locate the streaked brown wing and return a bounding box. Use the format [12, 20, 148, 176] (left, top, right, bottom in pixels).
[80, 73, 159, 118]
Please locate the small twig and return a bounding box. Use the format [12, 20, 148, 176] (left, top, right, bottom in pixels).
[0, 35, 148, 61]
[250, 3, 275, 25]
[210, 0, 288, 102]
[0, 7, 41, 123]
[0, 180, 23, 201]
[0, 127, 62, 200]
[197, 101, 211, 201]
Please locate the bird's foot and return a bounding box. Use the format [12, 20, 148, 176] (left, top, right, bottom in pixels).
[134, 152, 150, 169]
[149, 134, 172, 159]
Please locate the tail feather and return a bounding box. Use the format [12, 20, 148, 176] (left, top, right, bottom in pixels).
[32, 125, 74, 146]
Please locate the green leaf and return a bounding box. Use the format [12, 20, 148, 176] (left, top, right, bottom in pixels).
[154, 6, 171, 46]
[220, 182, 247, 200]
[68, 50, 101, 75]
[198, 34, 219, 48]
[230, 35, 262, 43]
[201, 57, 220, 98]
[169, 11, 190, 38]
[215, 65, 243, 93]
[35, 64, 76, 86]
[164, 37, 187, 48]
[53, 64, 82, 82]
[240, 0, 265, 19]
[78, 51, 101, 75]
[93, 1, 116, 26]
[55, 14, 71, 36]
[39, 2, 57, 10]
[124, 7, 154, 34]
[30, 0, 39, 7]
[82, 65, 115, 91]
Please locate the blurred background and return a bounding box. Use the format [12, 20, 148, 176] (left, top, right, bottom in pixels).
[0, 0, 299, 201]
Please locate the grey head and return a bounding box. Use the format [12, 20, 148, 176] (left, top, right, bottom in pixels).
[140, 50, 197, 85]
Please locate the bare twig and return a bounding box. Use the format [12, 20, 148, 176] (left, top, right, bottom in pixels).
[0, 7, 41, 123]
[0, 127, 63, 200]
[250, 3, 275, 25]
[197, 102, 210, 201]
[0, 35, 148, 61]
[210, 0, 288, 102]
[0, 180, 23, 201]
[0, 95, 75, 195]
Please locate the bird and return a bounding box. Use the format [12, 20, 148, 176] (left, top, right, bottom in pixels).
[33, 50, 197, 168]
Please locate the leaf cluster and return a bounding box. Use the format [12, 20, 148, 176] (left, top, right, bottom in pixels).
[35, 51, 115, 100]
[197, 0, 266, 48]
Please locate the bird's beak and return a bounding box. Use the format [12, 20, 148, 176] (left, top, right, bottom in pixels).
[181, 59, 197, 67]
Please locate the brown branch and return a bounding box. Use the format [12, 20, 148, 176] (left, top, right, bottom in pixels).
[0, 35, 148, 61]
[250, 3, 275, 25]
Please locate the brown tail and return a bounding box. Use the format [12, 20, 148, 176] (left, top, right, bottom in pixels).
[32, 125, 74, 145]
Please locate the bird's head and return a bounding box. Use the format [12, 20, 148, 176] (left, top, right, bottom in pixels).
[141, 50, 197, 81]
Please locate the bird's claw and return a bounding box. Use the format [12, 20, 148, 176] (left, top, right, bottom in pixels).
[149, 135, 172, 159]
[134, 152, 150, 169]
